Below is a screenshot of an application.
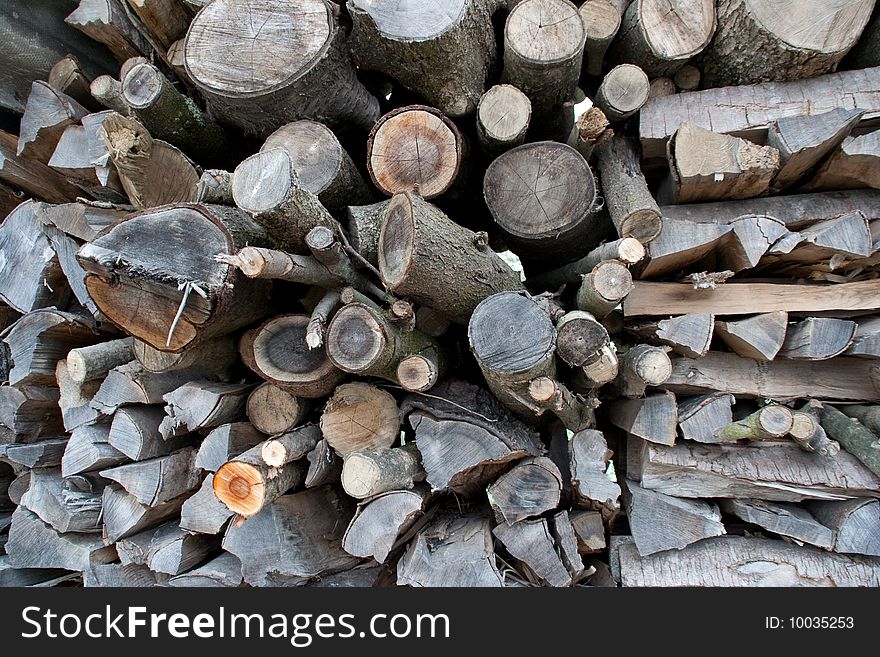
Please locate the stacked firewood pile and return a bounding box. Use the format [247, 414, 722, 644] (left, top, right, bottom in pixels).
[1, 0, 880, 588]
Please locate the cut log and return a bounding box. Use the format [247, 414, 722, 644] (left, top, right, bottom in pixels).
[0, 385, 64, 443]
[527, 377, 597, 432]
[841, 404, 880, 436]
[214, 443, 306, 517]
[468, 292, 557, 416]
[617, 536, 880, 586]
[246, 383, 310, 437]
[185, 0, 380, 136]
[121, 61, 227, 162]
[319, 383, 400, 458]
[554, 311, 609, 369]
[610, 0, 715, 77]
[483, 142, 602, 261]
[568, 429, 620, 522]
[575, 261, 633, 320]
[48, 123, 125, 203]
[90, 75, 130, 115]
[222, 486, 358, 587]
[487, 456, 562, 525]
[66, 0, 151, 63]
[380, 192, 523, 323]
[62, 422, 126, 476]
[608, 391, 677, 446]
[701, 0, 875, 87]
[613, 344, 672, 398]
[261, 424, 322, 468]
[502, 0, 586, 117]
[476, 84, 531, 154]
[342, 488, 425, 563]
[493, 516, 578, 587]
[628, 436, 880, 501]
[762, 211, 872, 270]
[625, 479, 724, 556]
[663, 122, 780, 203]
[569, 105, 614, 161]
[133, 335, 236, 374]
[341, 446, 424, 499]
[102, 483, 187, 543]
[195, 169, 232, 205]
[348, 0, 496, 117]
[720, 499, 834, 550]
[648, 76, 676, 98]
[194, 422, 264, 473]
[677, 393, 734, 444]
[19, 468, 102, 534]
[124, 0, 190, 51]
[713, 215, 788, 274]
[526, 237, 644, 289]
[32, 198, 126, 242]
[715, 404, 793, 443]
[789, 406, 840, 457]
[100, 447, 201, 506]
[714, 312, 788, 360]
[628, 313, 713, 358]
[805, 130, 880, 191]
[573, 343, 620, 390]
[179, 474, 233, 535]
[594, 64, 649, 122]
[116, 521, 218, 576]
[767, 107, 863, 191]
[158, 381, 252, 439]
[305, 439, 343, 488]
[580, 0, 621, 76]
[625, 279, 880, 317]
[6, 507, 116, 572]
[809, 498, 880, 556]
[639, 66, 880, 163]
[109, 405, 194, 461]
[818, 403, 880, 477]
[673, 64, 701, 91]
[397, 512, 503, 587]
[168, 552, 243, 588]
[78, 203, 270, 352]
[17, 81, 88, 162]
[595, 136, 661, 242]
[778, 317, 856, 360]
[66, 338, 134, 383]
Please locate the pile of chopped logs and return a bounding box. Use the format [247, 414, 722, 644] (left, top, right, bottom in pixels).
[1, 0, 880, 589]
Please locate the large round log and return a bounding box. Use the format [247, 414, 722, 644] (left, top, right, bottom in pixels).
[700, 0, 875, 86]
[184, 0, 380, 137]
[76, 204, 271, 353]
[483, 141, 602, 261]
[378, 191, 524, 324]
[348, 0, 497, 117]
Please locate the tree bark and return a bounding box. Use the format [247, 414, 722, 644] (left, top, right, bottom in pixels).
[579, 0, 621, 76]
[261, 424, 322, 467]
[213, 443, 306, 517]
[476, 84, 532, 154]
[818, 403, 880, 477]
[595, 136, 661, 242]
[341, 445, 425, 499]
[594, 64, 649, 121]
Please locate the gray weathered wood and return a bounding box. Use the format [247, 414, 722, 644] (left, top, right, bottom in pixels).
[487, 457, 562, 525]
[608, 391, 677, 446]
[809, 498, 880, 557]
[158, 381, 253, 439]
[109, 405, 195, 461]
[721, 499, 834, 549]
[628, 313, 713, 358]
[102, 483, 187, 543]
[476, 85, 531, 154]
[19, 468, 102, 534]
[677, 393, 733, 444]
[714, 311, 788, 360]
[595, 136, 661, 242]
[569, 429, 620, 522]
[319, 383, 400, 458]
[101, 447, 202, 506]
[818, 403, 880, 477]
[179, 474, 233, 535]
[117, 521, 218, 576]
[194, 422, 264, 473]
[168, 552, 243, 588]
[778, 317, 856, 361]
[493, 516, 580, 587]
[62, 422, 125, 476]
[342, 489, 425, 563]
[341, 446, 425, 500]
[594, 64, 649, 121]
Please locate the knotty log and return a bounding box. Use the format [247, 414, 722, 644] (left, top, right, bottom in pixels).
[568, 429, 620, 522]
[348, 0, 496, 117]
[594, 64, 649, 122]
[376, 192, 523, 324]
[527, 378, 597, 432]
[778, 317, 856, 360]
[809, 498, 880, 557]
[625, 479, 724, 556]
[502, 0, 586, 117]
[628, 313, 713, 358]
[677, 393, 734, 444]
[487, 456, 562, 525]
[223, 486, 358, 587]
[245, 383, 310, 437]
[714, 404, 793, 443]
[116, 521, 218, 576]
[628, 436, 880, 501]
[663, 122, 780, 203]
[179, 475, 233, 535]
[476, 85, 531, 154]
[102, 483, 187, 543]
[158, 381, 252, 439]
[214, 443, 306, 517]
[341, 446, 425, 499]
[608, 391, 677, 446]
[66, 0, 151, 63]
[714, 311, 788, 360]
[579, 0, 621, 76]
[100, 447, 201, 506]
[595, 136, 661, 242]
[805, 130, 880, 191]
[569, 105, 614, 160]
[818, 404, 880, 477]
[617, 536, 880, 586]
[109, 405, 195, 460]
[194, 422, 263, 473]
[484, 142, 602, 261]
[185, 0, 379, 136]
[320, 383, 400, 458]
[701, 0, 875, 87]
[610, 0, 715, 77]
[342, 489, 425, 563]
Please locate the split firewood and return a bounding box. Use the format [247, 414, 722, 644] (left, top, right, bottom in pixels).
[570, 510, 606, 554]
[662, 122, 780, 204]
[501, 0, 585, 118]
[179, 475, 233, 535]
[195, 169, 232, 205]
[348, 0, 496, 117]
[628, 313, 713, 358]
[102, 483, 187, 543]
[616, 536, 880, 587]
[3, 440, 68, 469]
[0, 385, 64, 444]
[628, 436, 880, 501]
[720, 499, 834, 550]
[116, 521, 219, 576]
[487, 456, 562, 525]
[19, 468, 103, 534]
[701, 0, 874, 87]
[714, 404, 793, 443]
[677, 393, 734, 444]
[168, 552, 243, 588]
[610, 0, 715, 77]
[0, 131, 96, 204]
[818, 403, 880, 478]
[845, 318, 880, 359]
[777, 317, 856, 360]
[342, 488, 426, 563]
[109, 405, 194, 461]
[568, 429, 620, 523]
[493, 515, 581, 587]
[714, 214, 789, 274]
[213, 443, 306, 517]
[594, 64, 649, 122]
[808, 498, 880, 557]
[61, 423, 126, 477]
[639, 66, 880, 163]
[319, 383, 400, 458]
[123, 0, 190, 51]
[484, 142, 602, 261]
[304, 439, 343, 488]
[260, 425, 323, 468]
[66, 0, 151, 63]
[133, 336, 236, 374]
[346, 200, 389, 269]
[18, 81, 88, 162]
[90, 361, 220, 415]
[32, 199, 127, 242]
[158, 381, 253, 439]
[222, 486, 358, 587]
[164, 38, 192, 87]
[49, 123, 127, 202]
[194, 422, 264, 474]
[476, 85, 531, 154]
[579, 0, 621, 76]
[762, 211, 872, 269]
[100, 447, 202, 506]
[624, 479, 724, 556]
[595, 136, 661, 243]
[245, 383, 310, 437]
[714, 312, 788, 360]
[804, 130, 880, 192]
[341, 445, 425, 499]
[48, 55, 99, 111]
[767, 108, 863, 192]
[608, 391, 677, 446]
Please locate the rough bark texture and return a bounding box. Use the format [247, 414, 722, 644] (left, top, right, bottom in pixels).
[595, 136, 661, 242]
